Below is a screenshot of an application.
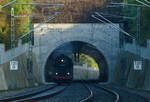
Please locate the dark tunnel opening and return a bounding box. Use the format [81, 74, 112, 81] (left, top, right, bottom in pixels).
[44, 41, 108, 82]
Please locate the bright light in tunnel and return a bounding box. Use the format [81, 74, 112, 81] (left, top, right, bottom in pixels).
[61, 59, 64, 62]
[70, 53, 99, 69]
[94, 67, 98, 71]
[69, 53, 100, 80]
[45, 41, 108, 82]
[67, 72, 70, 75]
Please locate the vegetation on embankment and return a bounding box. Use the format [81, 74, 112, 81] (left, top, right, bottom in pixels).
[0, 0, 32, 49]
[0, 0, 149, 48]
[0, 0, 106, 50]
[70, 54, 99, 68]
[122, 0, 150, 46]
[114, 51, 150, 90]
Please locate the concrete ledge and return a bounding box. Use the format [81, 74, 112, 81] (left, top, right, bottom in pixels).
[0, 43, 28, 64]
[147, 40, 150, 48]
[124, 39, 150, 60]
[114, 51, 150, 90]
[0, 44, 5, 54]
[0, 67, 8, 90]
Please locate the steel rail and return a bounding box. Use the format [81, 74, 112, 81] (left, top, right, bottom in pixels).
[99, 83, 149, 102]
[0, 0, 16, 9]
[80, 83, 93, 102]
[15, 85, 68, 102]
[0, 84, 57, 102]
[94, 84, 120, 102]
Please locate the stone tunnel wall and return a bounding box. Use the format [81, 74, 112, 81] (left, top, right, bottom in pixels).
[0, 23, 120, 90]
[73, 65, 99, 80]
[33, 23, 120, 83]
[0, 51, 39, 90]
[114, 51, 150, 90]
[124, 39, 150, 60]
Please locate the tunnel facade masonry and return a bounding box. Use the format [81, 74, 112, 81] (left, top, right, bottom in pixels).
[0, 23, 150, 90]
[33, 23, 120, 83]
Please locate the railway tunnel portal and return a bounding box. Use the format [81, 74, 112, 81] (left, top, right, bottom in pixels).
[44, 41, 108, 82]
[33, 23, 120, 83]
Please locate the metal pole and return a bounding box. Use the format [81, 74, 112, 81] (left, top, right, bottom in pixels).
[11, 8, 15, 49]
[110, 3, 142, 57]
[136, 7, 141, 58]
[27, 17, 34, 83]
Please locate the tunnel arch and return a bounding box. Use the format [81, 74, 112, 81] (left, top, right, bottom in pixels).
[44, 41, 108, 82]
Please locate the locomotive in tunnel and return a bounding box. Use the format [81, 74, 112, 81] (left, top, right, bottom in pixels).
[52, 54, 73, 82]
[45, 41, 108, 82]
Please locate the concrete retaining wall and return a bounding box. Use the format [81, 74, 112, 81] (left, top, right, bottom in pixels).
[124, 39, 150, 60]
[0, 68, 8, 90]
[0, 43, 28, 64]
[73, 65, 99, 80]
[114, 51, 150, 90]
[0, 52, 38, 91]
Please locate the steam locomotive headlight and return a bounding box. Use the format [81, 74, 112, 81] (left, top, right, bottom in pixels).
[56, 72, 58, 75]
[67, 72, 70, 75]
[61, 59, 64, 62]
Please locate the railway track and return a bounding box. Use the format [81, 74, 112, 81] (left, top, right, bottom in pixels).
[16, 85, 68, 102]
[40, 82, 92, 102]
[0, 83, 68, 102]
[81, 82, 120, 102]
[98, 83, 149, 102]
[93, 84, 120, 102]
[80, 82, 93, 102]
[1, 82, 148, 102]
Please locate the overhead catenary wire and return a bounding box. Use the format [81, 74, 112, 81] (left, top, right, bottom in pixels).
[91, 14, 116, 53]
[92, 12, 136, 52]
[0, 1, 64, 9]
[11, 2, 63, 42]
[0, 0, 17, 9]
[144, 0, 150, 4]
[15, 3, 64, 7]
[111, 2, 144, 7]
[14, 12, 59, 42]
[98, 12, 136, 20]
[91, 14, 130, 43]
[136, 0, 150, 7]
[13, 13, 57, 18]
[106, 3, 142, 58]
[93, 12, 135, 39]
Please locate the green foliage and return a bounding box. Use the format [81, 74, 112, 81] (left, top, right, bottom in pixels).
[14, 0, 32, 38]
[0, 0, 32, 49]
[0, 0, 106, 49]
[0, 0, 11, 46]
[122, 0, 150, 46]
[32, 0, 106, 23]
[72, 53, 99, 68]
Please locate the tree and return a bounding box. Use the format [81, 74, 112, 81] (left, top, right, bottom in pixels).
[0, 0, 32, 49]
[122, 0, 150, 46]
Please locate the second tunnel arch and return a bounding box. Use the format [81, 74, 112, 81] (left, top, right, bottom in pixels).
[44, 41, 108, 82]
